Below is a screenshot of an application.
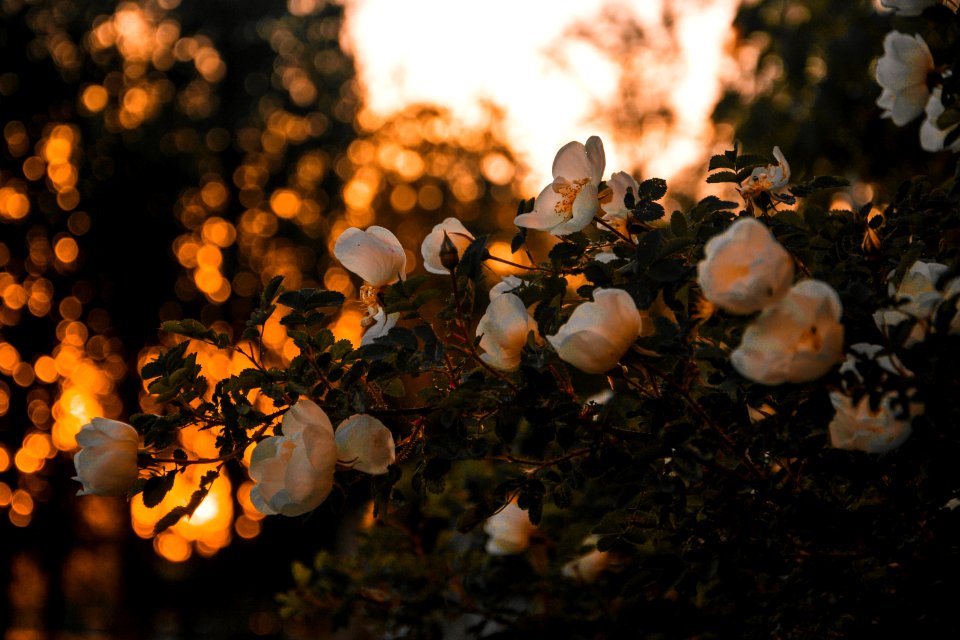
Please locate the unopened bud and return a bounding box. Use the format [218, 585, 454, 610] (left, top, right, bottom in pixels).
[439, 231, 460, 270]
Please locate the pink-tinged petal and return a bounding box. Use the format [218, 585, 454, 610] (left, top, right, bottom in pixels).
[335, 414, 396, 475]
[282, 398, 334, 440]
[483, 501, 536, 555]
[890, 84, 931, 126]
[551, 141, 593, 181]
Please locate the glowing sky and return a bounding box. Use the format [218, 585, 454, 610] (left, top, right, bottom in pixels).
[342, 0, 740, 192]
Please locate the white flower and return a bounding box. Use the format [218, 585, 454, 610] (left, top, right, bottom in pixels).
[562, 538, 613, 584]
[476, 293, 539, 371]
[920, 89, 960, 153]
[546, 288, 646, 374]
[73, 418, 140, 496]
[739, 147, 791, 199]
[731, 280, 844, 385]
[880, 0, 937, 16]
[249, 399, 337, 517]
[840, 343, 907, 379]
[335, 414, 396, 475]
[420, 218, 475, 274]
[489, 275, 524, 300]
[360, 307, 399, 346]
[874, 260, 949, 347]
[483, 501, 536, 555]
[697, 218, 794, 315]
[514, 136, 605, 236]
[598, 171, 640, 231]
[876, 31, 935, 126]
[828, 391, 914, 454]
[333, 226, 407, 287]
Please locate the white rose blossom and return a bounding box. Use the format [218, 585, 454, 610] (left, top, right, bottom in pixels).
[873, 260, 949, 347]
[514, 136, 605, 236]
[249, 399, 337, 517]
[880, 0, 937, 16]
[731, 279, 844, 385]
[876, 31, 935, 126]
[476, 292, 540, 372]
[333, 225, 407, 287]
[73, 418, 140, 496]
[562, 538, 614, 584]
[546, 288, 647, 374]
[697, 217, 794, 315]
[483, 501, 536, 555]
[920, 88, 960, 153]
[420, 218, 475, 275]
[828, 391, 916, 454]
[335, 414, 396, 475]
[739, 147, 791, 199]
[489, 275, 524, 300]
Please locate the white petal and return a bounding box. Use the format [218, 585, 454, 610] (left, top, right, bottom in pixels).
[335, 414, 396, 475]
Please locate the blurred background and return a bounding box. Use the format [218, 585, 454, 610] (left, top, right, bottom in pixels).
[0, 0, 942, 637]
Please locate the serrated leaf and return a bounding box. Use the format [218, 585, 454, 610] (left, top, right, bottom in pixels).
[708, 154, 736, 170]
[706, 171, 740, 184]
[637, 177, 667, 201]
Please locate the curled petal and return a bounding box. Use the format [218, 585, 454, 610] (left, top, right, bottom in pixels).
[335, 414, 396, 475]
[334, 226, 407, 287]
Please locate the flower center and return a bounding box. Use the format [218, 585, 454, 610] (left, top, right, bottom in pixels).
[553, 178, 590, 219]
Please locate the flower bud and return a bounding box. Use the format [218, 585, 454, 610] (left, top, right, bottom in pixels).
[439, 231, 460, 271]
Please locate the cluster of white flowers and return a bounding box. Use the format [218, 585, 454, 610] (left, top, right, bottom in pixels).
[72, 399, 396, 517]
[334, 136, 649, 375]
[874, 260, 960, 346]
[828, 343, 921, 454]
[874, 26, 959, 152]
[697, 217, 844, 385]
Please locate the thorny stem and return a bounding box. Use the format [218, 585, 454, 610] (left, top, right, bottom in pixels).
[593, 215, 637, 246]
[633, 353, 766, 480]
[489, 448, 591, 468]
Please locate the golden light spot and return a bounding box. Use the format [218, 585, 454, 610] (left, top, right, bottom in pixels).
[174, 237, 201, 267]
[22, 156, 45, 181]
[270, 189, 301, 219]
[195, 244, 222, 269]
[481, 152, 515, 185]
[9, 509, 31, 527]
[4, 121, 29, 157]
[48, 162, 78, 187]
[194, 266, 223, 294]
[0, 187, 30, 220]
[81, 85, 109, 113]
[24, 433, 53, 459]
[394, 149, 424, 181]
[201, 217, 236, 247]
[0, 447, 9, 472]
[43, 135, 73, 165]
[323, 267, 352, 295]
[54, 237, 80, 264]
[485, 240, 529, 276]
[201, 181, 228, 210]
[154, 532, 192, 563]
[418, 183, 443, 210]
[235, 515, 261, 539]
[14, 448, 42, 474]
[56, 188, 81, 212]
[389, 184, 417, 212]
[11, 490, 33, 515]
[345, 208, 375, 228]
[59, 296, 82, 321]
[34, 356, 58, 384]
[0, 343, 20, 373]
[343, 179, 375, 210]
[13, 362, 35, 387]
[27, 399, 50, 426]
[330, 308, 364, 346]
[0, 482, 9, 505]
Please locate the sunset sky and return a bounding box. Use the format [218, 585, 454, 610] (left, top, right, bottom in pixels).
[342, 0, 740, 191]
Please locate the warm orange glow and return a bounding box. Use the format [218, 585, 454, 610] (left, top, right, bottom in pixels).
[81, 85, 110, 112]
[330, 309, 364, 346]
[0, 447, 9, 472]
[33, 356, 58, 384]
[11, 489, 34, 515]
[54, 237, 80, 264]
[0, 482, 10, 505]
[270, 189, 301, 219]
[0, 186, 30, 220]
[0, 343, 20, 373]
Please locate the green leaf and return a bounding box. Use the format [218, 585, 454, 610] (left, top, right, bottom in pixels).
[260, 275, 284, 306]
[669, 210, 688, 237]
